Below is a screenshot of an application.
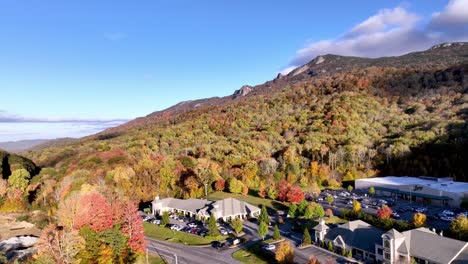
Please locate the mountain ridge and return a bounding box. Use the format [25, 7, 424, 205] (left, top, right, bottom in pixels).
[98, 42, 468, 136]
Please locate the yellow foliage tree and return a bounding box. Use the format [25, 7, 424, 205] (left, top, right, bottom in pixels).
[275, 241, 294, 264]
[352, 200, 361, 213]
[413, 213, 426, 227]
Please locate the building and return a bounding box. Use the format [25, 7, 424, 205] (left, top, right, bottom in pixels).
[355, 176, 468, 207]
[313, 219, 468, 264]
[151, 196, 261, 221]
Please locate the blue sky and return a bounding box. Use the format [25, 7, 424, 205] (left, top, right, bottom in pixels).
[0, 0, 467, 141]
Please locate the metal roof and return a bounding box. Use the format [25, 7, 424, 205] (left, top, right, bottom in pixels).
[374, 186, 453, 200]
[356, 177, 468, 194]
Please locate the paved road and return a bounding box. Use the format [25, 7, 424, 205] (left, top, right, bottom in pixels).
[146, 238, 241, 264]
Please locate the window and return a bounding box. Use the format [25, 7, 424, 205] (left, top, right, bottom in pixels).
[377, 248, 383, 255]
[384, 253, 391, 260]
[383, 240, 390, 248]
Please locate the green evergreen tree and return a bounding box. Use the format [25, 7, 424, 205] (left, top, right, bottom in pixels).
[208, 214, 220, 237]
[328, 241, 333, 252]
[231, 218, 243, 235]
[302, 227, 311, 246]
[161, 211, 170, 227]
[258, 221, 268, 240]
[298, 200, 309, 215]
[303, 205, 313, 219]
[347, 250, 352, 258]
[288, 203, 297, 218]
[273, 224, 281, 241]
[259, 205, 269, 224]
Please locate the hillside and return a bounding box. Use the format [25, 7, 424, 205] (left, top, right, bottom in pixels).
[25, 43, 468, 205]
[0, 139, 49, 153]
[0, 150, 39, 179]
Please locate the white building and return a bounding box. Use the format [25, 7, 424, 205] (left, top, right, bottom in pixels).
[313, 219, 468, 264]
[151, 196, 261, 221]
[355, 176, 468, 207]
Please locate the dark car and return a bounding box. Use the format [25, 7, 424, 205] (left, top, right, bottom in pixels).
[212, 241, 227, 250]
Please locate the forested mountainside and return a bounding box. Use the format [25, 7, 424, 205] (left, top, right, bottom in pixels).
[0, 150, 39, 179]
[22, 43, 468, 206]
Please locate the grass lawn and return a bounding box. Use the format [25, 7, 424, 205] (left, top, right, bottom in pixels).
[137, 254, 165, 264]
[232, 242, 275, 264]
[206, 192, 289, 211]
[143, 222, 225, 246]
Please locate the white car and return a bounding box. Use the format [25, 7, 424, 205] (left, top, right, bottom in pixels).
[219, 228, 228, 236]
[263, 244, 276, 251]
[441, 216, 454, 222]
[171, 225, 184, 231]
[442, 210, 454, 216]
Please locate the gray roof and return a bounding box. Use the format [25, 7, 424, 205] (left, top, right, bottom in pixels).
[452, 247, 468, 264]
[402, 228, 468, 264]
[200, 198, 260, 217]
[386, 229, 405, 239]
[325, 220, 384, 253]
[313, 219, 330, 231]
[153, 198, 210, 214]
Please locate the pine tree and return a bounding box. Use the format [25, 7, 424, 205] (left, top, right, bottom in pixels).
[303, 227, 311, 246]
[160, 211, 170, 227]
[328, 241, 333, 252]
[259, 205, 269, 224]
[273, 225, 281, 241]
[258, 221, 268, 240]
[288, 203, 297, 218]
[208, 214, 220, 237]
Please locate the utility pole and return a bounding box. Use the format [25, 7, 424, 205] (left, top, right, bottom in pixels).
[174, 253, 178, 264]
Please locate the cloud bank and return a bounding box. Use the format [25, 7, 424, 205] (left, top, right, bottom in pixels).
[0, 111, 129, 141]
[281, 0, 468, 74]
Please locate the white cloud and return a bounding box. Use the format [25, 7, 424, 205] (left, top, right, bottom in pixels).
[281, 1, 468, 74]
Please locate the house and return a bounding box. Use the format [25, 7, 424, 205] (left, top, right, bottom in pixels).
[314, 219, 384, 262]
[313, 219, 468, 264]
[151, 196, 261, 221]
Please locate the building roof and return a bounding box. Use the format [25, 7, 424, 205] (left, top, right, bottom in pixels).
[374, 186, 453, 200]
[199, 198, 261, 217]
[325, 220, 385, 253]
[153, 197, 210, 214]
[356, 176, 468, 193]
[402, 228, 468, 264]
[452, 247, 468, 264]
[313, 218, 330, 231]
[385, 229, 405, 239]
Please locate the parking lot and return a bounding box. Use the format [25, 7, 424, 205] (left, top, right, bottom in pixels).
[143, 212, 235, 240]
[313, 188, 467, 230]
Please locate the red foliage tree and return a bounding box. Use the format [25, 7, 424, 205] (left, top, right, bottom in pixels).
[377, 205, 393, 220]
[278, 180, 291, 202]
[214, 178, 225, 191]
[121, 201, 147, 253]
[286, 185, 305, 203]
[75, 192, 113, 232]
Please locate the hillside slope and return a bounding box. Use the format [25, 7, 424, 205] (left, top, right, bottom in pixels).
[0, 150, 39, 179]
[26, 43, 468, 204]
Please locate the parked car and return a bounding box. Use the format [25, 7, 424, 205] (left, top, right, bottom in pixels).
[171, 224, 184, 231]
[150, 219, 161, 225]
[262, 244, 276, 251]
[442, 210, 454, 216]
[441, 216, 454, 222]
[188, 222, 198, 228]
[219, 228, 229, 236]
